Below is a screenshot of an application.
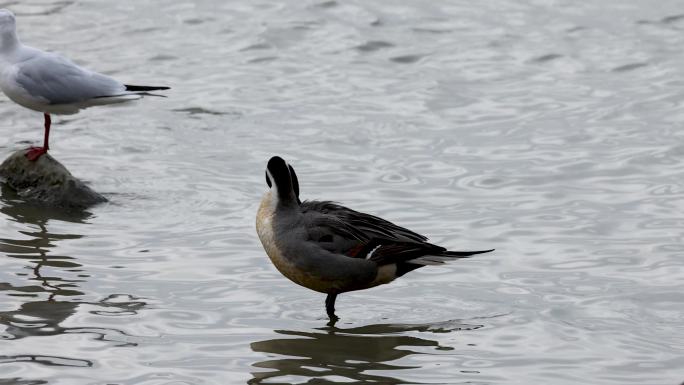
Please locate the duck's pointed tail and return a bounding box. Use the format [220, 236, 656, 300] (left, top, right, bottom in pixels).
[407, 249, 494, 266]
[442, 248, 495, 258]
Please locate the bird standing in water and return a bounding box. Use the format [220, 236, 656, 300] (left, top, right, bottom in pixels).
[256, 156, 494, 321]
[0, 9, 169, 160]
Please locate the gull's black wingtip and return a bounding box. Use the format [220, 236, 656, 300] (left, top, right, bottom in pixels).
[125, 85, 171, 92]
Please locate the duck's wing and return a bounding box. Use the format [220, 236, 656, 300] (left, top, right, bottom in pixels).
[359, 238, 493, 267]
[301, 200, 427, 242]
[300, 200, 493, 267]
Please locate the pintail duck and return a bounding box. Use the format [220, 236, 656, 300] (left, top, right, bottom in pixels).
[256, 156, 493, 321]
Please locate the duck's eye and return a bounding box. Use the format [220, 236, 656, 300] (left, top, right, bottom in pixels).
[265, 171, 272, 188]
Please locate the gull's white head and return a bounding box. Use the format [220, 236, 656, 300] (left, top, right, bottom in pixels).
[0, 9, 16, 28]
[0, 9, 18, 49]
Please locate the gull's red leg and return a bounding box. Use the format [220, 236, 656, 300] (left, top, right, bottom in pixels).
[43, 113, 51, 150]
[26, 113, 51, 161]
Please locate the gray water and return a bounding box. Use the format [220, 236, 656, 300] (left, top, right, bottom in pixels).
[1, 1, 683, 384]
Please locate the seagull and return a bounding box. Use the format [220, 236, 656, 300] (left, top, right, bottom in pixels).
[0, 9, 169, 161]
[256, 156, 494, 321]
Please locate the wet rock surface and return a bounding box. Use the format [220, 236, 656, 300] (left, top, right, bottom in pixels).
[0, 149, 107, 209]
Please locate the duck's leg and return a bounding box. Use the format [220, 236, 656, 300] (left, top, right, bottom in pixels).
[325, 293, 339, 321]
[26, 113, 51, 161]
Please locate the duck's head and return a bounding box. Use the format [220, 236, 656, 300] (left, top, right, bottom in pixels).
[265, 156, 301, 207]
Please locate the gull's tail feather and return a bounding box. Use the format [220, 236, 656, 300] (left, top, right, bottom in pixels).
[87, 94, 143, 107]
[128, 91, 168, 98]
[124, 85, 170, 92]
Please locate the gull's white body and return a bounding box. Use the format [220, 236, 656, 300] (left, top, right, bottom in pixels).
[0, 9, 167, 160]
[0, 9, 140, 115]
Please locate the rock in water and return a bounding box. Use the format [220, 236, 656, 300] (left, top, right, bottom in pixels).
[0, 149, 107, 209]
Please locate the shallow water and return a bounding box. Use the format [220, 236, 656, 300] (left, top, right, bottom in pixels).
[1, 0, 683, 384]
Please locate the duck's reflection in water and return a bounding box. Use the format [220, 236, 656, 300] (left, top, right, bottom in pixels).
[0, 186, 146, 368]
[249, 320, 483, 384]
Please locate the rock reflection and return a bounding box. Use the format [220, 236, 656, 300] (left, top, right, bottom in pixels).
[0, 187, 146, 356]
[249, 320, 482, 384]
[0, 183, 93, 225]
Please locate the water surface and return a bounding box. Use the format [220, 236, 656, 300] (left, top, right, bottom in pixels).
[1, 1, 683, 384]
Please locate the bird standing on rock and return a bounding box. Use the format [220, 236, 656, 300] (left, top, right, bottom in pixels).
[256, 156, 494, 321]
[0, 9, 169, 161]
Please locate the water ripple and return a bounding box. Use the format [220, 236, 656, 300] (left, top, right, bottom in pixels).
[1, 0, 684, 384]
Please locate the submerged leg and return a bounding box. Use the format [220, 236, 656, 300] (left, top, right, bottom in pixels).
[325, 293, 339, 321]
[26, 113, 51, 161]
